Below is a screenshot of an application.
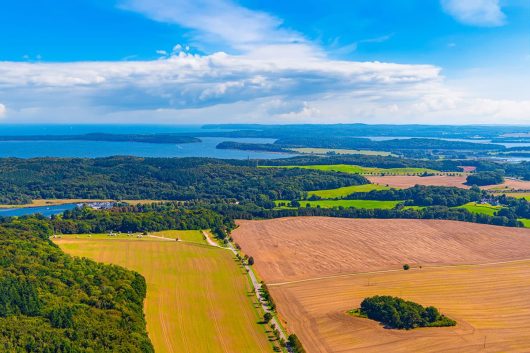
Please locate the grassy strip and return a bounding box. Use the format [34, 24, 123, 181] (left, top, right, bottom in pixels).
[308, 184, 392, 199]
[518, 219, 530, 228]
[55, 230, 207, 244]
[456, 202, 502, 217]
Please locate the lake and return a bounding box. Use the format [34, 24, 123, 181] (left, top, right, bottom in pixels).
[0, 125, 295, 159]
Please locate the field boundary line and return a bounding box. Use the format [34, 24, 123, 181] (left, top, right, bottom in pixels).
[268, 257, 530, 287]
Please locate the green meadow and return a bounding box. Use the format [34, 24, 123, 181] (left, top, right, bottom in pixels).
[54, 230, 207, 244]
[456, 202, 502, 217]
[518, 219, 530, 228]
[308, 184, 392, 199]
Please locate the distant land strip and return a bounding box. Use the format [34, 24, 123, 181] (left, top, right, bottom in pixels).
[0, 133, 201, 144]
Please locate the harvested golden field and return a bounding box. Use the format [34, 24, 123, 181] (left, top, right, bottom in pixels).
[270, 260, 530, 353]
[232, 217, 530, 283]
[367, 175, 469, 189]
[233, 217, 530, 352]
[55, 238, 271, 353]
[483, 178, 530, 191]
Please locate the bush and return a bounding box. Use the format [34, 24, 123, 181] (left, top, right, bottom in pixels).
[403, 264, 410, 270]
[287, 334, 306, 353]
[263, 312, 272, 323]
[358, 295, 456, 329]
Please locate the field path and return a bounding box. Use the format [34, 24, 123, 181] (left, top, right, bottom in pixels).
[202, 230, 220, 247]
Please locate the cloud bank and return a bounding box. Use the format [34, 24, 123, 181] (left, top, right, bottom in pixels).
[0, 0, 527, 124]
[441, 0, 506, 27]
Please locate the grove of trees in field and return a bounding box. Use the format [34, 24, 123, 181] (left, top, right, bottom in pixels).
[359, 295, 456, 329]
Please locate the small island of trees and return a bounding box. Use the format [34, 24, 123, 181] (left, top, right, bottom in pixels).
[466, 171, 505, 186]
[351, 295, 456, 330]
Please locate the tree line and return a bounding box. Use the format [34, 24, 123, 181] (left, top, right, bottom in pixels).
[209, 201, 523, 228]
[49, 203, 235, 238]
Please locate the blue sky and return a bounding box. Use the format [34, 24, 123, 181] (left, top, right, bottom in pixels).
[0, 0, 529, 124]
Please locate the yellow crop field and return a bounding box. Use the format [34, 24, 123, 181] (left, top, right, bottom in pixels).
[55, 238, 272, 353]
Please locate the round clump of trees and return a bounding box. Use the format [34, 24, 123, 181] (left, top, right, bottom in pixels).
[357, 295, 456, 330]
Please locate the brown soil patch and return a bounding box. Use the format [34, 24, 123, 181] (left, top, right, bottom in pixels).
[367, 175, 469, 189]
[232, 217, 530, 283]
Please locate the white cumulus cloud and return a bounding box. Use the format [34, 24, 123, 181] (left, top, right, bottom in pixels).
[0, 103, 6, 117]
[0, 0, 528, 124]
[441, 0, 506, 26]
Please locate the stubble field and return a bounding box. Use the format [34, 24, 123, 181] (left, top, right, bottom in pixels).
[367, 175, 469, 189]
[55, 238, 271, 353]
[232, 217, 530, 353]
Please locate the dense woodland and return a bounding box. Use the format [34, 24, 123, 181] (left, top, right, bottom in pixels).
[358, 296, 456, 329]
[0, 217, 153, 352]
[0, 157, 366, 205]
[466, 171, 505, 186]
[216, 141, 291, 153]
[273, 136, 502, 152]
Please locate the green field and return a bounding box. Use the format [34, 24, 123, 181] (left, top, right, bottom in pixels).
[504, 193, 530, 201]
[56, 238, 272, 353]
[55, 230, 207, 244]
[456, 202, 502, 216]
[518, 219, 530, 228]
[290, 148, 395, 157]
[264, 164, 440, 175]
[308, 184, 392, 199]
[151, 230, 206, 243]
[275, 199, 401, 210]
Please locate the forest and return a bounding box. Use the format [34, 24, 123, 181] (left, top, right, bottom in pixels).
[0, 216, 153, 352]
[0, 157, 366, 205]
[466, 171, 505, 186]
